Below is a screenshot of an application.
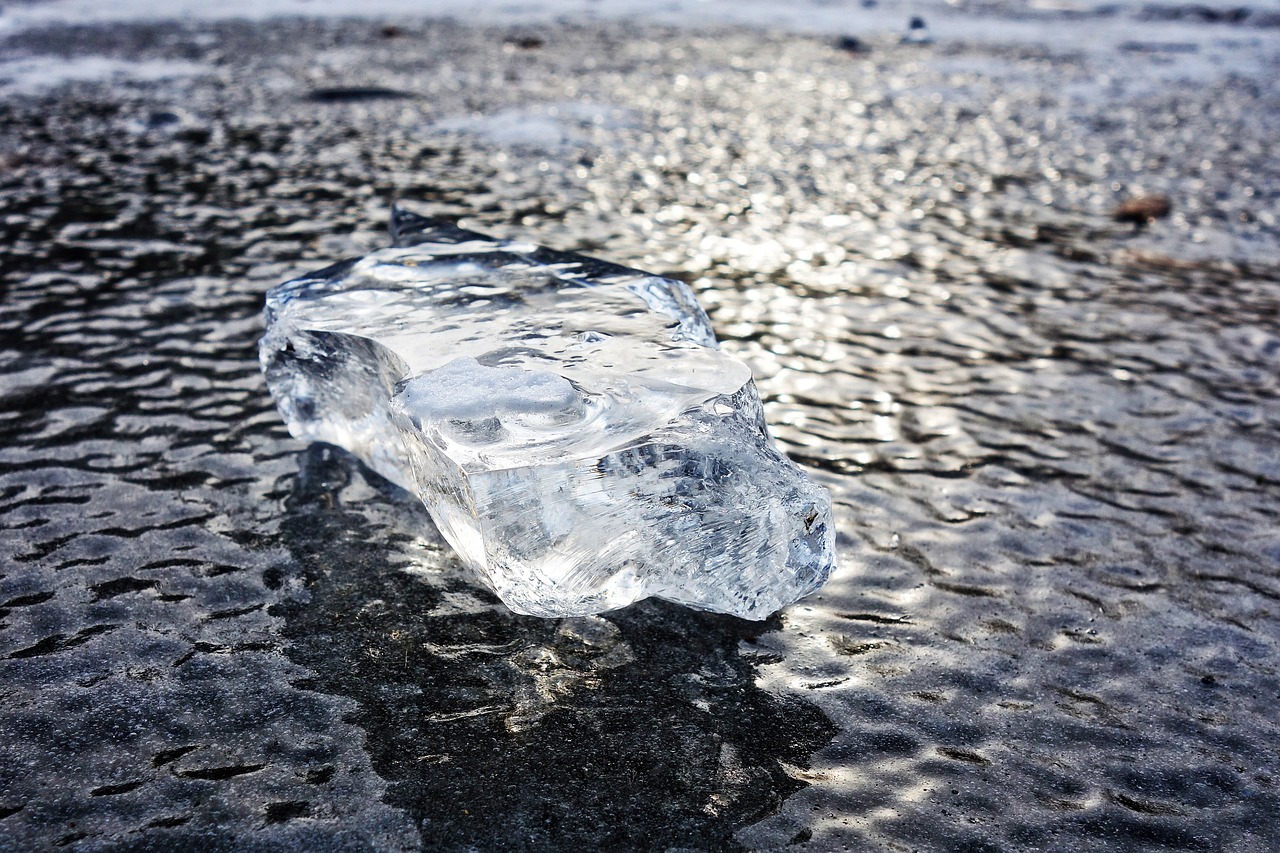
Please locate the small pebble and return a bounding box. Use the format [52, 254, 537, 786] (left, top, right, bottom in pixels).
[1113, 195, 1172, 224]
[902, 16, 933, 45]
[836, 35, 868, 54]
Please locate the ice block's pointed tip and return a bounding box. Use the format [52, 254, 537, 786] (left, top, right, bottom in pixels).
[389, 205, 477, 248]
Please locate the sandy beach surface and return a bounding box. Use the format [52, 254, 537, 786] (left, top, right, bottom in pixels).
[1, 2, 1279, 850]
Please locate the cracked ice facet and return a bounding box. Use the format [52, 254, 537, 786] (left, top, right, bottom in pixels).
[259, 209, 834, 619]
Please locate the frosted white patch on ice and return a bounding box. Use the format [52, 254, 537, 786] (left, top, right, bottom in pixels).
[431, 112, 581, 149]
[428, 103, 636, 150]
[0, 55, 205, 96]
[398, 358, 580, 422]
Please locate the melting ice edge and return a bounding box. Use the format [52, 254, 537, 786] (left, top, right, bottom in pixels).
[260, 209, 834, 619]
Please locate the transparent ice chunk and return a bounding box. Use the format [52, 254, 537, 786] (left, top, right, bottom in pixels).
[260, 208, 834, 619]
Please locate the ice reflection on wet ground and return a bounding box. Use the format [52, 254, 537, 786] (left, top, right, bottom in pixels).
[278, 446, 835, 850]
[1, 15, 1278, 852]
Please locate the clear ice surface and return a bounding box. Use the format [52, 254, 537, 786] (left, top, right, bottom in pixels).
[260, 209, 834, 619]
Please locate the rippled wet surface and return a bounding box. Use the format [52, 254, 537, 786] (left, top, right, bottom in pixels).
[1, 16, 1278, 852]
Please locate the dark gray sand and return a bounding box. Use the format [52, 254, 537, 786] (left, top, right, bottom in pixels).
[1, 14, 1279, 852]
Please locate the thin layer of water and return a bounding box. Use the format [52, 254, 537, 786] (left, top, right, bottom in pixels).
[0, 15, 1277, 852]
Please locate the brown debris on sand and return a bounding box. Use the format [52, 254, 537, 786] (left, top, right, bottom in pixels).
[1113, 194, 1172, 224]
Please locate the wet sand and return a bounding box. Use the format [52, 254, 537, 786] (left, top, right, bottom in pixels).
[1, 12, 1279, 852]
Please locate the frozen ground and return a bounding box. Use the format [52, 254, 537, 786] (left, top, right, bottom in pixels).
[1, 5, 1278, 852]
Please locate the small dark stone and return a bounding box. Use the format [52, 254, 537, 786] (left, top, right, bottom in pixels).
[145, 110, 184, 129]
[379, 25, 404, 39]
[836, 35, 868, 53]
[1113, 195, 1172, 224]
[505, 34, 545, 50]
[903, 16, 934, 44]
[174, 126, 211, 145]
[306, 87, 413, 103]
